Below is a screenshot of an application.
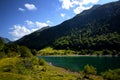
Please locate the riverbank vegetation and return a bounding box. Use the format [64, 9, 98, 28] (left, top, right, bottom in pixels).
[38, 46, 120, 56]
[0, 39, 120, 80]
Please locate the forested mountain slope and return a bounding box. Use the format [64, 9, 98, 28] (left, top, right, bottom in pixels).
[15, 1, 120, 51]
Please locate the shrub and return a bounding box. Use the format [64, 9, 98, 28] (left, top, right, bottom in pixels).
[0, 52, 5, 58]
[39, 58, 47, 66]
[22, 57, 39, 69]
[84, 64, 97, 75]
[31, 49, 38, 56]
[19, 46, 33, 58]
[22, 58, 33, 69]
[101, 69, 120, 80]
[102, 49, 112, 55]
[0, 57, 25, 73]
[0, 39, 4, 51]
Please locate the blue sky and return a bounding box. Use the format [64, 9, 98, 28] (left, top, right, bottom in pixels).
[0, 0, 118, 41]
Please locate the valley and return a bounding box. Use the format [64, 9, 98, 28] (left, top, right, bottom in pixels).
[0, 1, 120, 80]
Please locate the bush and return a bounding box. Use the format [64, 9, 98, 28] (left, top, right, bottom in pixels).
[0, 39, 4, 51]
[101, 69, 120, 80]
[84, 64, 97, 75]
[102, 49, 112, 55]
[22, 57, 40, 69]
[19, 46, 33, 58]
[22, 58, 33, 69]
[0, 57, 25, 74]
[0, 52, 5, 58]
[31, 49, 38, 56]
[39, 58, 47, 66]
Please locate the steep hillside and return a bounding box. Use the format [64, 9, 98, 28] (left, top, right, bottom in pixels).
[15, 1, 120, 51]
[0, 37, 11, 43]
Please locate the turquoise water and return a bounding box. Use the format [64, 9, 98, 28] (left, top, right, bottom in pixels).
[38, 56, 120, 73]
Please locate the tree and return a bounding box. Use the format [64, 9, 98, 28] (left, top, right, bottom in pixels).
[101, 69, 120, 80]
[31, 49, 37, 56]
[0, 39, 5, 58]
[0, 39, 4, 51]
[19, 46, 33, 58]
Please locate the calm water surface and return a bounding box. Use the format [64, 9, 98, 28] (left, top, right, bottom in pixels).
[38, 56, 120, 73]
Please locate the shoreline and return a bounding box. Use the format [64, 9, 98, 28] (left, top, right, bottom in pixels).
[37, 54, 119, 57]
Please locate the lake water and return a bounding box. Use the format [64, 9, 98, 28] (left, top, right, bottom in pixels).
[38, 56, 120, 73]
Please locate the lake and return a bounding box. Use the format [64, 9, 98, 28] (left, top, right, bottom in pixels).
[38, 56, 120, 73]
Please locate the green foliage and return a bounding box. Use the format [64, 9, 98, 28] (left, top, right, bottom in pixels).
[22, 57, 40, 69]
[38, 47, 75, 55]
[0, 57, 25, 74]
[54, 32, 120, 52]
[0, 56, 81, 80]
[0, 43, 21, 58]
[0, 72, 31, 80]
[15, 1, 120, 54]
[0, 39, 5, 58]
[39, 58, 47, 66]
[84, 64, 97, 75]
[0, 39, 4, 51]
[101, 69, 120, 80]
[1, 40, 120, 80]
[93, 51, 103, 56]
[31, 49, 37, 55]
[0, 43, 36, 59]
[0, 52, 5, 58]
[19, 46, 33, 58]
[103, 49, 112, 55]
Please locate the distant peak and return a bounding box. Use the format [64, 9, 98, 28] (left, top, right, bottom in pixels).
[0, 37, 11, 43]
[76, 4, 101, 17]
[91, 4, 101, 9]
[36, 26, 50, 32]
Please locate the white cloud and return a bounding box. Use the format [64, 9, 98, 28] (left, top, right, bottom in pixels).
[9, 25, 31, 40]
[61, 13, 66, 17]
[24, 3, 37, 10]
[25, 20, 48, 28]
[35, 21, 48, 28]
[25, 20, 34, 26]
[73, 5, 92, 14]
[9, 20, 50, 40]
[59, 0, 73, 9]
[18, 8, 25, 11]
[59, 0, 99, 14]
[46, 20, 53, 26]
[46, 20, 51, 23]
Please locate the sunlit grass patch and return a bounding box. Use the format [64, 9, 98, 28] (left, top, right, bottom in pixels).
[0, 72, 32, 80]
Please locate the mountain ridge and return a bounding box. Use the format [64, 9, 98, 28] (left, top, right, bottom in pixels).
[0, 37, 11, 44]
[15, 1, 120, 51]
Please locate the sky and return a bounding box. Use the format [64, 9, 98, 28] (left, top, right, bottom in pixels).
[0, 0, 119, 41]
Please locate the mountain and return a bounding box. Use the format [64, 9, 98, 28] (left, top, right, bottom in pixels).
[0, 37, 11, 43]
[15, 1, 120, 51]
[79, 5, 101, 16]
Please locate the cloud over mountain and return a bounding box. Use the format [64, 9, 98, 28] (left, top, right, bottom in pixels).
[59, 0, 99, 14]
[9, 20, 50, 40]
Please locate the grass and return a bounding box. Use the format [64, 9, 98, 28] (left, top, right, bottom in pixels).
[0, 72, 32, 80]
[36, 65, 80, 80]
[38, 47, 75, 55]
[0, 56, 106, 80]
[0, 57, 81, 80]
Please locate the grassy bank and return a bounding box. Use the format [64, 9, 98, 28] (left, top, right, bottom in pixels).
[0, 57, 79, 80]
[0, 40, 119, 80]
[38, 47, 120, 56]
[0, 56, 105, 80]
